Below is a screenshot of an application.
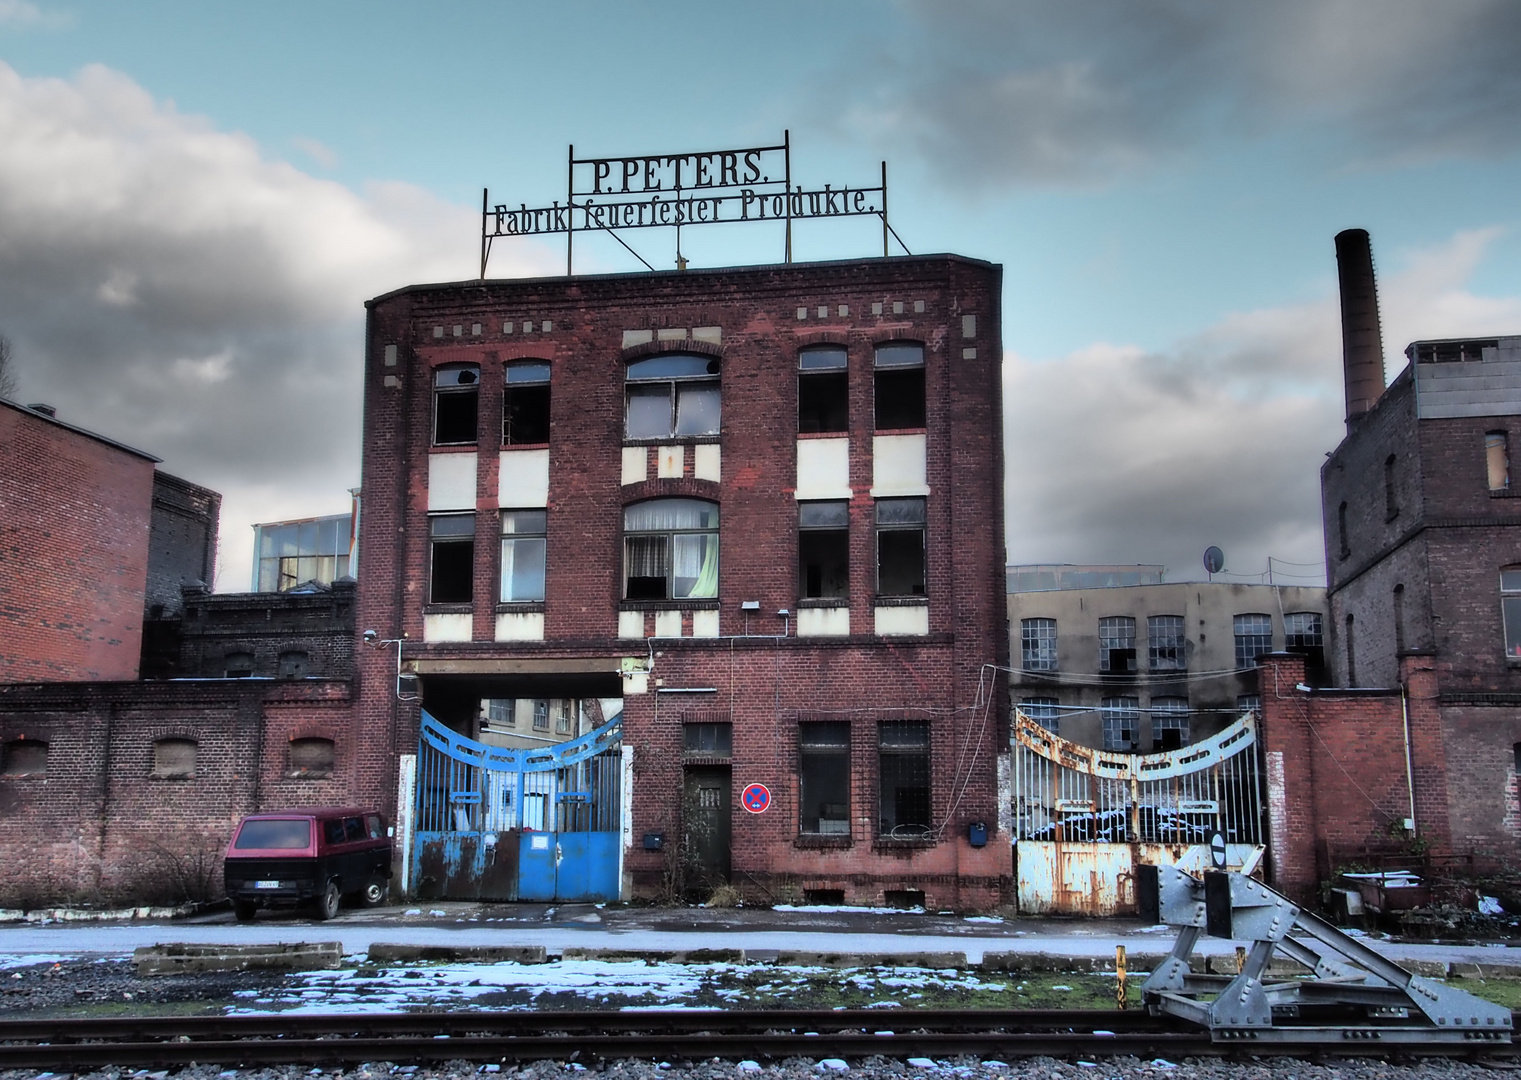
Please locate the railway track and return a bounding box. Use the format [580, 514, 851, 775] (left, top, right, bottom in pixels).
[0, 1009, 1516, 1071]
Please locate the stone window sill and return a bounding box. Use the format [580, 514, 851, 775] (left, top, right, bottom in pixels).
[795, 834, 853, 850]
[619, 599, 720, 611]
[797, 597, 849, 609]
[874, 596, 928, 607]
[495, 602, 545, 614]
[423, 603, 472, 615]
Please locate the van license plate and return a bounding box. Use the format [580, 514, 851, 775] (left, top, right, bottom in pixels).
[253, 880, 281, 889]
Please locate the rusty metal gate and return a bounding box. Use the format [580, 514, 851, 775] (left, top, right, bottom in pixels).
[1010, 710, 1264, 915]
[413, 709, 623, 902]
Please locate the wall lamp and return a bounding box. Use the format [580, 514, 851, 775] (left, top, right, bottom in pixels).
[362, 630, 419, 702]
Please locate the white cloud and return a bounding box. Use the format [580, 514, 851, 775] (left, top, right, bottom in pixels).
[1004, 228, 1521, 582]
[292, 135, 339, 170]
[0, 61, 559, 590]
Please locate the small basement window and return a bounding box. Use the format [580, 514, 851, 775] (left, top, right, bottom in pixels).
[151, 737, 197, 779]
[277, 650, 309, 679]
[505, 360, 551, 445]
[799, 346, 848, 433]
[224, 651, 254, 678]
[287, 737, 334, 779]
[874, 342, 925, 430]
[434, 364, 480, 445]
[1, 739, 47, 777]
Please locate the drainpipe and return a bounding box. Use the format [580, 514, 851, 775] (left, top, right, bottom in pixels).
[1400, 682, 1417, 831]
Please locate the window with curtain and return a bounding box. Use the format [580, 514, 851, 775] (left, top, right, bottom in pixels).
[500, 510, 547, 602]
[623, 498, 719, 600]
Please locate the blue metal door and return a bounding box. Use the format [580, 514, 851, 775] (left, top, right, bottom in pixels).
[413, 709, 622, 902]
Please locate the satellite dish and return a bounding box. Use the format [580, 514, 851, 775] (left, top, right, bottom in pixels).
[1203, 546, 1225, 576]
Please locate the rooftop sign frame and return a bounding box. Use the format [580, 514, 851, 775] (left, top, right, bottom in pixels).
[479, 131, 907, 277]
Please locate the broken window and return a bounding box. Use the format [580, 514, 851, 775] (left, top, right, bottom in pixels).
[429, 514, 475, 604]
[1488, 432, 1510, 492]
[434, 364, 479, 445]
[1, 739, 47, 777]
[224, 651, 254, 678]
[1098, 616, 1137, 673]
[874, 342, 925, 430]
[683, 722, 732, 756]
[799, 501, 849, 599]
[1150, 698, 1189, 751]
[1284, 611, 1324, 671]
[1502, 569, 1521, 657]
[1019, 697, 1060, 732]
[800, 721, 851, 835]
[504, 360, 551, 445]
[1234, 613, 1273, 669]
[152, 737, 197, 779]
[500, 509, 547, 602]
[1147, 615, 1185, 672]
[1020, 618, 1058, 671]
[625, 353, 721, 439]
[799, 346, 848, 433]
[287, 737, 334, 779]
[277, 650, 309, 679]
[875, 497, 926, 596]
[1100, 697, 1140, 751]
[878, 719, 931, 838]
[623, 498, 719, 600]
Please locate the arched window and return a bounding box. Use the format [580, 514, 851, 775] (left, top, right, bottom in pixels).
[874, 342, 925, 430]
[624, 354, 720, 439]
[433, 364, 479, 445]
[287, 737, 335, 780]
[623, 499, 718, 599]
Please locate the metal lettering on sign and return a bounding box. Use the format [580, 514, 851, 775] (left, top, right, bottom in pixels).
[479, 132, 907, 277]
[741, 783, 772, 814]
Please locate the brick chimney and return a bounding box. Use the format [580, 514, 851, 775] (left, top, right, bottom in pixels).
[1334, 229, 1385, 428]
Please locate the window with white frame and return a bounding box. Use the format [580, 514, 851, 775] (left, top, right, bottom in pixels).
[500, 510, 547, 602]
[532, 700, 550, 731]
[1502, 568, 1521, 657]
[624, 353, 720, 439]
[1147, 615, 1185, 672]
[1100, 697, 1140, 751]
[1284, 611, 1324, 668]
[623, 499, 719, 600]
[1237, 694, 1261, 718]
[874, 342, 925, 430]
[799, 346, 848, 433]
[1234, 613, 1273, 669]
[1021, 618, 1058, 671]
[1150, 697, 1189, 751]
[555, 701, 573, 735]
[434, 364, 479, 445]
[1098, 616, 1137, 673]
[504, 360, 551, 445]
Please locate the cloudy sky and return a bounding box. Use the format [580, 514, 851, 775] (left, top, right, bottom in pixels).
[3, 1, 1520, 589]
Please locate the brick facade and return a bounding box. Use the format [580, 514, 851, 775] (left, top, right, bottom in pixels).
[0, 401, 157, 683]
[0, 678, 354, 906]
[357, 256, 1010, 908]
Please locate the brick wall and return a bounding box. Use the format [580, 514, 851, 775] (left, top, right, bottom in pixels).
[145, 471, 221, 614]
[356, 256, 1009, 906]
[0, 402, 156, 683]
[0, 679, 355, 906]
[173, 581, 356, 679]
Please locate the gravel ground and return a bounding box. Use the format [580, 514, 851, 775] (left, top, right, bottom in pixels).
[0, 1056, 1509, 1080]
[1, 957, 287, 1013]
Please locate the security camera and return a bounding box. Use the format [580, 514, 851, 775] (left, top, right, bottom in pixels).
[363, 629, 378, 644]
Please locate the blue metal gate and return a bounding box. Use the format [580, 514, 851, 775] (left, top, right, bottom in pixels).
[413, 709, 623, 902]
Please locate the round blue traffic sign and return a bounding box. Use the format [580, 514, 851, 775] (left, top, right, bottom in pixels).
[741, 783, 771, 814]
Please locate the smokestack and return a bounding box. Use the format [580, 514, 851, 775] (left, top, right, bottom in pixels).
[1335, 228, 1385, 427]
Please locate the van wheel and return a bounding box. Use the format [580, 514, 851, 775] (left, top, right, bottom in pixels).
[315, 879, 341, 921]
[360, 877, 389, 908]
[232, 899, 257, 922]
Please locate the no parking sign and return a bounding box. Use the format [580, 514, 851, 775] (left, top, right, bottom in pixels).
[741, 783, 771, 814]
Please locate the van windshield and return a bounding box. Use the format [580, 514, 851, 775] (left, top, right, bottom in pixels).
[234, 819, 312, 850]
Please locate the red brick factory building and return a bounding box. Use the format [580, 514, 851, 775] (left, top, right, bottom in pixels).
[355, 254, 1010, 908]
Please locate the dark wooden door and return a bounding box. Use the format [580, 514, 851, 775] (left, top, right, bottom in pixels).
[683, 765, 731, 898]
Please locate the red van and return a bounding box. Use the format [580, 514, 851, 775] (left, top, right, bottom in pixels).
[223, 807, 392, 921]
